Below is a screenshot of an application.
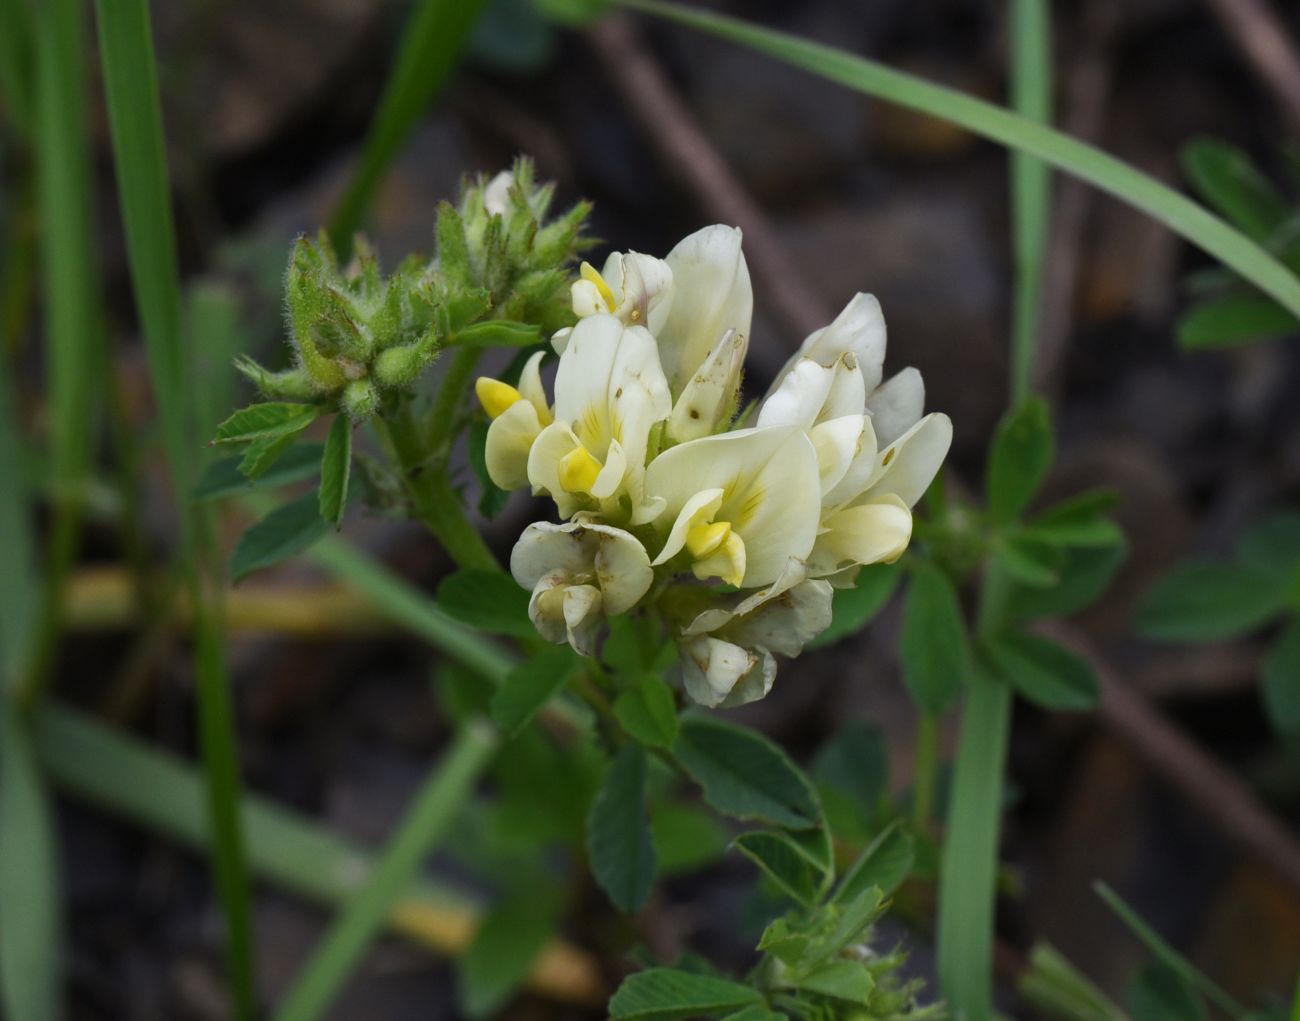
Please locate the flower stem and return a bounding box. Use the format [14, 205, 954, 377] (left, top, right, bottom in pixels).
[378, 405, 499, 573]
[428, 346, 480, 454]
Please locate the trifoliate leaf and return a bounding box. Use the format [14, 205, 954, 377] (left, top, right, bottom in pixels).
[587, 744, 656, 913]
[899, 562, 969, 713]
[986, 396, 1054, 524]
[984, 631, 1099, 711]
[229, 492, 328, 582]
[1135, 561, 1288, 641]
[212, 401, 319, 445]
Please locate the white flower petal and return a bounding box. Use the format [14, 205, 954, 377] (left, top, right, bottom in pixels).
[659, 225, 753, 393]
[484, 399, 543, 491]
[795, 292, 886, 391]
[757, 359, 835, 430]
[644, 426, 821, 588]
[667, 329, 747, 442]
[653, 488, 725, 566]
[517, 350, 550, 419]
[604, 251, 675, 333]
[727, 579, 834, 658]
[859, 412, 953, 508]
[808, 495, 913, 577]
[809, 415, 867, 497]
[679, 636, 763, 708]
[562, 584, 603, 656]
[867, 367, 925, 447]
[821, 415, 880, 510]
[682, 556, 810, 636]
[482, 170, 513, 216]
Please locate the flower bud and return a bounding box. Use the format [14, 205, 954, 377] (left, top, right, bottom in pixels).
[341, 379, 379, 421]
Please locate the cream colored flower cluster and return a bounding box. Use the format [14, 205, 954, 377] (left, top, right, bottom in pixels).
[475, 225, 951, 707]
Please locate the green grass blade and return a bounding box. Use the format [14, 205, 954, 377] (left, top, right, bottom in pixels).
[34, 702, 478, 919]
[93, 4, 257, 1013]
[0, 706, 61, 1021]
[27, 0, 100, 703]
[0, 367, 37, 687]
[1094, 882, 1247, 1018]
[272, 721, 498, 1021]
[619, 0, 1300, 319]
[1009, 0, 1051, 406]
[937, 674, 1011, 1020]
[328, 0, 490, 249]
[0, 0, 34, 136]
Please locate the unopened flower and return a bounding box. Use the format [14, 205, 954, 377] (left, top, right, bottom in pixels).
[511, 520, 654, 656]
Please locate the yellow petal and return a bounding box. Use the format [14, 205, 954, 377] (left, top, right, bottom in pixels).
[579, 261, 617, 312]
[686, 520, 731, 559]
[476, 377, 522, 420]
[558, 445, 603, 494]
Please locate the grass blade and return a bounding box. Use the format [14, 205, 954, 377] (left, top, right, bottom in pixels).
[1009, 0, 1051, 405]
[27, 0, 100, 702]
[619, 0, 1300, 319]
[0, 0, 34, 136]
[32, 702, 603, 1005]
[0, 367, 37, 686]
[329, 0, 490, 249]
[1093, 882, 1247, 1018]
[93, 3, 257, 1013]
[273, 721, 498, 1021]
[0, 706, 61, 1021]
[937, 672, 1011, 1019]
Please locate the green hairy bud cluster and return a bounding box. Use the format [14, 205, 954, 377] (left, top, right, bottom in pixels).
[238, 158, 591, 420]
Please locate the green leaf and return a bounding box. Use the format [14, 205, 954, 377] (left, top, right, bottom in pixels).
[673, 715, 821, 829]
[1024, 490, 1124, 548]
[635, 1, 1300, 317]
[491, 646, 583, 735]
[329, 0, 490, 248]
[608, 967, 763, 1021]
[212, 402, 320, 445]
[986, 396, 1054, 524]
[1262, 621, 1300, 734]
[451, 320, 542, 347]
[806, 562, 902, 649]
[998, 533, 1064, 588]
[984, 631, 1099, 711]
[1178, 294, 1299, 349]
[238, 431, 299, 483]
[229, 491, 329, 582]
[1181, 138, 1290, 242]
[833, 820, 915, 903]
[0, 709, 61, 1021]
[459, 885, 561, 1017]
[718, 1008, 784, 1021]
[733, 831, 825, 906]
[194, 444, 324, 501]
[1127, 962, 1207, 1021]
[318, 415, 352, 527]
[1238, 512, 1300, 580]
[1135, 561, 1288, 641]
[652, 802, 728, 876]
[587, 745, 656, 913]
[614, 676, 679, 748]
[467, 417, 510, 519]
[812, 723, 887, 844]
[796, 960, 874, 1003]
[899, 562, 969, 713]
[437, 569, 535, 639]
[1005, 543, 1128, 622]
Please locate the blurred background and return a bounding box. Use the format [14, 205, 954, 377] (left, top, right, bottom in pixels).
[3, 0, 1300, 1017]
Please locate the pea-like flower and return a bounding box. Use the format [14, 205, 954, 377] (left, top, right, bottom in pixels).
[511, 520, 654, 656]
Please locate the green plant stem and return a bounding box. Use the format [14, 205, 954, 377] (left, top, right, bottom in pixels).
[912, 713, 938, 829]
[428, 346, 480, 453]
[617, 0, 1300, 319]
[378, 404, 500, 572]
[936, 666, 1011, 1021]
[1009, 0, 1051, 406]
[272, 720, 498, 1021]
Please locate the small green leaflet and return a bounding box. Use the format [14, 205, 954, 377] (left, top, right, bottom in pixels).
[899, 562, 969, 713]
[458, 884, 562, 1018]
[318, 415, 352, 527]
[1135, 561, 1288, 641]
[212, 401, 319, 445]
[733, 830, 826, 906]
[1181, 138, 1289, 243]
[229, 491, 328, 582]
[608, 967, 763, 1021]
[1178, 294, 1298, 349]
[587, 745, 656, 913]
[796, 960, 874, 1003]
[833, 820, 915, 903]
[651, 802, 727, 876]
[806, 562, 901, 650]
[983, 631, 1099, 711]
[613, 676, 679, 748]
[986, 396, 1054, 525]
[490, 646, 583, 735]
[437, 569, 534, 638]
[194, 444, 324, 501]
[238, 431, 299, 482]
[673, 715, 821, 830]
